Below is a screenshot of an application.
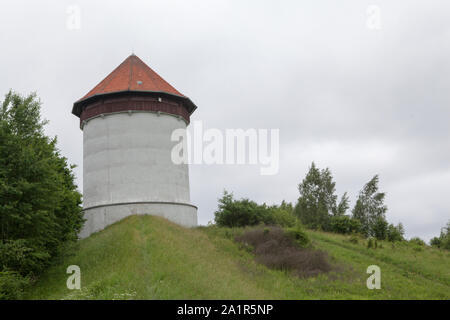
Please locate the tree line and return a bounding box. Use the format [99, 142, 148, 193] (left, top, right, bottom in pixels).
[0, 91, 83, 299]
[215, 162, 449, 248]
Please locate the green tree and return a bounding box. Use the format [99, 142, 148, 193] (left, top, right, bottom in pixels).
[214, 191, 271, 227]
[294, 162, 348, 230]
[387, 223, 405, 242]
[269, 201, 296, 227]
[329, 215, 361, 234]
[351, 175, 388, 238]
[0, 91, 84, 298]
[431, 220, 450, 250]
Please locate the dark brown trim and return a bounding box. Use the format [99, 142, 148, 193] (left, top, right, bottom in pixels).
[72, 90, 197, 118]
[79, 94, 191, 126]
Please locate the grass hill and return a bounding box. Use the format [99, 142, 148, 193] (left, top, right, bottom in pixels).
[26, 215, 449, 299]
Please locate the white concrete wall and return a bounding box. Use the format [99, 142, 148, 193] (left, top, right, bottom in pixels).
[80, 111, 196, 238]
[79, 202, 198, 239]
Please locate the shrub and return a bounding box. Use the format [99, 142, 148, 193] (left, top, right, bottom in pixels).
[0, 240, 49, 275]
[330, 215, 361, 235]
[0, 271, 30, 300]
[285, 222, 310, 248]
[409, 237, 426, 246]
[270, 207, 296, 228]
[235, 227, 331, 278]
[430, 221, 450, 250]
[372, 216, 389, 240]
[387, 223, 405, 242]
[348, 234, 359, 244]
[214, 191, 271, 228]
[430, 237, 441, 248]
[367, 238, 374, 249]
[441, 234, 450, 250]
[214, 191, 297, 228]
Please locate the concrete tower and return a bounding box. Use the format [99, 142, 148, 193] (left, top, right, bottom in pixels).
[72, 54, 198, 238]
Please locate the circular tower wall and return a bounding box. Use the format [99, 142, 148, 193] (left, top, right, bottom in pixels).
[79, 95, 197, 238]
[72, 55, 198, 238]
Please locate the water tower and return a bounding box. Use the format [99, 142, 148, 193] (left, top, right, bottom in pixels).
[72, 54, 197, 238]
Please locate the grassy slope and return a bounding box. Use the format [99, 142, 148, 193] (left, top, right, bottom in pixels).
[27, 215, 450, 299]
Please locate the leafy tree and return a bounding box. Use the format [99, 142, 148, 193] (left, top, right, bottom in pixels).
[269, 201, 296, 227]
[329, 215, 361, 235]
[387, 223, 405, 242]
[430, 220, 450, 250]
[214, 191, 297, 228]
[351, 175, 388, 238]
[430, 237, 441, 248]
[294, 162, 348, 230]
[334, 192, 350, 216]
[372, 216, 389, 240]
[214, 191, 271, 227]
[0, 91, 83, 298]
[409, 237, 426, 246]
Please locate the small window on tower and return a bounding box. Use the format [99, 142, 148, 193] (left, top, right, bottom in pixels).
[137, 80, 143, 85]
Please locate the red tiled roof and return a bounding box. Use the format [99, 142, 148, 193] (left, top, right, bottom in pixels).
[77, 54, 185, 102]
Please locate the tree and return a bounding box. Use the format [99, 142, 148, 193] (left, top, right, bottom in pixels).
[294, 162, 348, 230]
[430, 220, 450, 250]
[351, 175, 388, 238]
[269, 201, 296, 227]
[334, 192, 350, 216]
[329, 215, 361, 234]
[0, 91, 84, 298]
[387, 223, 405, 242]
[214, 191, 271, 227]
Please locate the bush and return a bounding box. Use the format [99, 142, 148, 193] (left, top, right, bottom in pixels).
[430, 237, 441, 248]
[430, 221, 450, 250]
[285, 222, 310, 248]
[214, 191, 270, 228]
[329, 215, 361, 235]
[0, 271, 30, 300]
[372, 216, 389, 240]
[214, 191, 297, 228]
[441, 235, 450, 250]
[387, 223, 405, 242]
[348, 234, 359, 244]
[0, 240, 49, 275]
[409, 237, 426, 246]
[270, 207, 296, 228]
[235, 226, 331, 278]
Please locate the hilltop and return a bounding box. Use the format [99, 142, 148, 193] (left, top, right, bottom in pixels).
[27, 215, 449, 299]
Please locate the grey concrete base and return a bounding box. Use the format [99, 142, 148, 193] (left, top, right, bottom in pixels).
[79, 202, 198, 239]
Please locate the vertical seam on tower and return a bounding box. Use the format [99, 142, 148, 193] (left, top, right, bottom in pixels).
[106, 116, 111, 203]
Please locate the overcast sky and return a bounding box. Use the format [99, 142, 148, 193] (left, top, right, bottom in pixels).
[1, 0, 449, 241]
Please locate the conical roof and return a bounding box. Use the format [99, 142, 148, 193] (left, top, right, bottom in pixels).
[72, 54, 196, 117]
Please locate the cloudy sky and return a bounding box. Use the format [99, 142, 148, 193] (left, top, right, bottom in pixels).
[1, 0, 449, 241]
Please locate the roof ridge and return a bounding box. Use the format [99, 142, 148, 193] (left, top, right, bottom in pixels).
[142, 57, 183, 96]
[76, 54, 185, 102]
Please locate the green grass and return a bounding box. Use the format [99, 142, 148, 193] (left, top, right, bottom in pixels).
[26, 215, 450, 299]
